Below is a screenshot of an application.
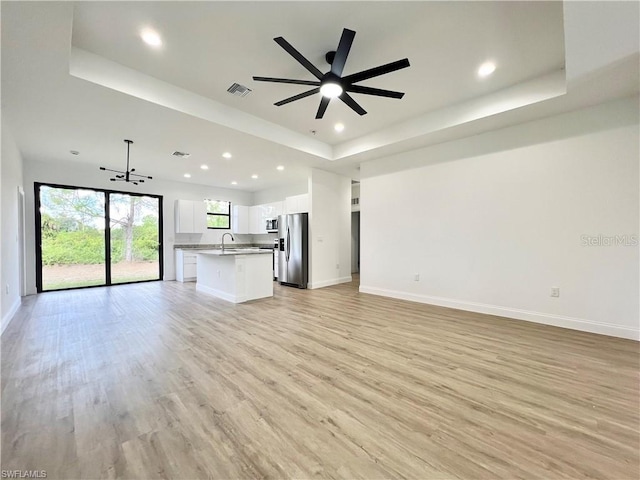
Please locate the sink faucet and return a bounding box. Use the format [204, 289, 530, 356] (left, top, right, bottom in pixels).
[221, 233, 235, 251]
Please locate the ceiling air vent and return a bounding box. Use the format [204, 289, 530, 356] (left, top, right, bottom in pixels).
[172, 151, 191, 158]
[227, 83, 252, 97]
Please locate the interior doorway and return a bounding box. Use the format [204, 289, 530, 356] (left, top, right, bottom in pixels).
[35, 183, 163, 292]
[351, 211, 360, 274]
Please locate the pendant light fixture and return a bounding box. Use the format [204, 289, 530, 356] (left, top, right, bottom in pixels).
[99, 139, 152, 185]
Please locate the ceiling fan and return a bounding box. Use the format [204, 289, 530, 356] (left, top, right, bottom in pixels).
[99, 139, 152, 186]
[253, 28, 410, 119]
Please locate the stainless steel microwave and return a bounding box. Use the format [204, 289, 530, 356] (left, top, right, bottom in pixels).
[266, 218, 278, 232]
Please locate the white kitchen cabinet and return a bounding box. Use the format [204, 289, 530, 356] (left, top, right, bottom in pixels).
[175, 200, 206, 233]
[248, 201, 284, 234]
[285, 194, 309, 214]
[263, 201, 283, 219]
[175, 249, 198, 282]
[249, 205, 265, 234]
[232, 205, 250, 234]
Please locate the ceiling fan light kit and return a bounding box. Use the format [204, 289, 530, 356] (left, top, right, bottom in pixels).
[253, 28, 410, 119]
[99, 139, 153, 186]
[320, 81, 343, 98]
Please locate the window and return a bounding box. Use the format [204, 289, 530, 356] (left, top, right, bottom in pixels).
[205, 199, 231, 229]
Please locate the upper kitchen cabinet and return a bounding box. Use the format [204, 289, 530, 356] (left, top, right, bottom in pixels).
[263, 201, 283, 219]
[247, 201, 283, 234]
[249, 205, 265, 234]
[285, 194, 309, 214]
[232, 205, 250, 234]
[175, 199, 206, 233]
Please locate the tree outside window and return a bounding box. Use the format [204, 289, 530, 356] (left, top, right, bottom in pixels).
[205, 199, 231, 229]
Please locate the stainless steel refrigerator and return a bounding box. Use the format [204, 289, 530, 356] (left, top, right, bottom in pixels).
[278, 213, 308, 288]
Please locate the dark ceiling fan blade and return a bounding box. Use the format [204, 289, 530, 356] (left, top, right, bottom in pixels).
[315, 97, 331, 119]
[342, 58, 410, 84]
[274, 37, 323, 80]
[274, 87, 320, 106]
[331, 28, 355, 77]
[345, 84, 405, 99]
[253, 76, 321, 86]
[339, 92, 367, 116]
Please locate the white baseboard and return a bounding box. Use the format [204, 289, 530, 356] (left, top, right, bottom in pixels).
[1, 297, 22, 336]
[309, 276, 353, 290]
[359, 285, 639, 341]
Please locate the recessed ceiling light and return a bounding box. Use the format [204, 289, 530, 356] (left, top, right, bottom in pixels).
[222, 152, 232, 159]
[334, 123, 345, 133]
[200, 165, 209, 170]
[141, 29, 162, 47]
[231, 181, 238, 185]
[478, 61, 496, 78]
[183, 173, 191, 178]
[276, 165, 284, 171]
[251, 174, 258, 179]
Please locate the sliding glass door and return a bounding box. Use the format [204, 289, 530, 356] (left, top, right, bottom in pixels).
[109, 193, 161, 284]
[36, 183, 163, 292]
[38, 185, 107, 290]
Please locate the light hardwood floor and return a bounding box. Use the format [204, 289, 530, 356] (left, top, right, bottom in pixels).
[2, 279, 638, 479]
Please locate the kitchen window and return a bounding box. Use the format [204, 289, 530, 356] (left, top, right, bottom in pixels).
[205, 199, 231, 229]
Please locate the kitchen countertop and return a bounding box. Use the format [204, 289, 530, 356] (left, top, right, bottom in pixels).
[175, 244, 273, 250]
[196, 248, 273, 256]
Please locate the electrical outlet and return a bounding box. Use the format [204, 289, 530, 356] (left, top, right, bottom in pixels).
[414, 274, 420, 282]
[550, 287, 560, 297]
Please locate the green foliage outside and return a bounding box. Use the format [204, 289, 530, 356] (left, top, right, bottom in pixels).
[41, 216, 159, 265]
[40, 186, 160, 266]
[207, 214, 230, 229]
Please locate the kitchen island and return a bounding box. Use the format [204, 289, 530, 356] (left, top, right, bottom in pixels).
[196, 249, 273, 303]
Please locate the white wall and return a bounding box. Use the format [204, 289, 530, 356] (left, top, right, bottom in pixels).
[1, 121, 25, 333]
[251, 181, 307, 205]
[360, 97, 639, 340]
[22, 158, 252, 292]
[308, 168, 352, 289]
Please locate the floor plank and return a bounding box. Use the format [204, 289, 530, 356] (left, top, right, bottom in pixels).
[2, 279, 638, 479]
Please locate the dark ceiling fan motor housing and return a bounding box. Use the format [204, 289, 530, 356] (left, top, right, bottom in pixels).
[253, 28, 410, 119]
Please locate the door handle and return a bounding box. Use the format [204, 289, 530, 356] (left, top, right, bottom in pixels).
[286, 227, 290, 261]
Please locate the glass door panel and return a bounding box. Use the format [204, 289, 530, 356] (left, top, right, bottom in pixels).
[109, 193, 161, 284]
[39, 185, 106, 291]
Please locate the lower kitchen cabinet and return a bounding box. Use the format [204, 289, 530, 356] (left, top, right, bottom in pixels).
[175, 249, 197, 282]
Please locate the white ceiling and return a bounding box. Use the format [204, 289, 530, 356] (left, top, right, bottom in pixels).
[70, 1, 565, 144]
[1, 1, 637, 192]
